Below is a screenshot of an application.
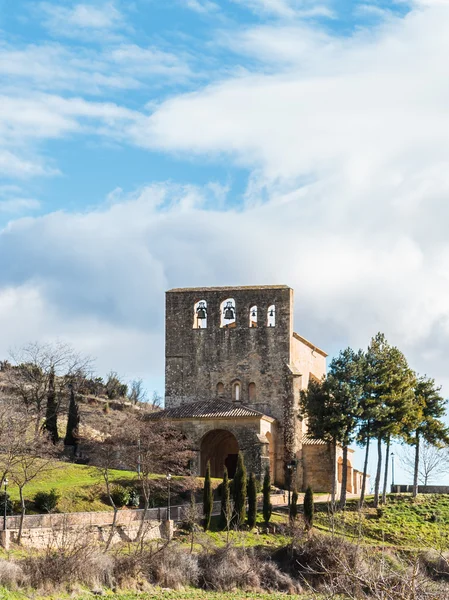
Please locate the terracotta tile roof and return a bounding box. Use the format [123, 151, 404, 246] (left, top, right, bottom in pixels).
[300, 434, 328, 446]
[148, 399, 265, 420]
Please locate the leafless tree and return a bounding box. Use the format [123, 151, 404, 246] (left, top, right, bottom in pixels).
[8, 341, 93, 438]
[400, 441, 449, 487]
[128, 379, 148, 405]
[9, 434, 59, 543]
[119, 415, 192, 542]
[82, 422, 125, 551]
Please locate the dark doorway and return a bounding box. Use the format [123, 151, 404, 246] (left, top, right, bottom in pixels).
[200, 429, 239, 478]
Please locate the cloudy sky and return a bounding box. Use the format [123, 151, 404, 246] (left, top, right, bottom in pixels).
[1, 0, 449, 481]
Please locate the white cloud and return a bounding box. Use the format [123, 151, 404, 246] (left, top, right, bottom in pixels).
[230, 0, 333, 18]
[184, 0, 220, 13]
[40, 2, 126, 39]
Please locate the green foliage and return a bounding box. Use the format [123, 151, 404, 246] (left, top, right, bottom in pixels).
[219, 467, 231, 531]
[64, 383, 80, 447]
[290, 488, 298, 521]
[304, 486, 314, 530]
[232, 452, 247, 528]
[105, 371, 128, 400]
[262, 466, 272, 525]
[203, 461, 213, 531]
[0, 492, 13, 516]
[127, 489, 140, 508]
[247, 472, 257, 529]
[110, 485, 130, 508]
[33, 488, 60, 513]
[44, 367, 59, 444]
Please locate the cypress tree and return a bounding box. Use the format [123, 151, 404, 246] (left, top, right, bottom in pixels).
[203, 460, 213, 531]
[247, 472, 257, 529]
[45, 367, 59, 444]
[304, 486, 314, 531]
[232, 452, 247, 528]
[64, 382, 80, 448]
[262, 466, 272, 525]
[290, 487, 298, 521]
[219, 467, 231, 531]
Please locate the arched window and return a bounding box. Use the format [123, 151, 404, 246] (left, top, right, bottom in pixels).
[267, 304, 275, 327]
[216, 382, 224, 396]
[248, 382, 256, 400]
[193, 299, 207, 329]
[249, 305, 257, 328]
[220, 298, 236, 328]
[232, 381, 241, 402]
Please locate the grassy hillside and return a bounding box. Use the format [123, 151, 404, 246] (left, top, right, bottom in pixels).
[315, 494, 449, 550]
[5, 461, 138, 513]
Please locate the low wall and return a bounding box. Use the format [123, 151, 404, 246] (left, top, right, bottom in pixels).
[4, 520, 172, 550]
[391, 485, 449, 494]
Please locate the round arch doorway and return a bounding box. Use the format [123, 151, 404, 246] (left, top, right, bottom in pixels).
[200, 429, 239, 478]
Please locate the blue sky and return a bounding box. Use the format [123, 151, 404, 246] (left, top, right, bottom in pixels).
[1, 0, 449, 485]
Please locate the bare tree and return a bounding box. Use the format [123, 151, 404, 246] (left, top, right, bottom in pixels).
[399, 441, 449, 486]
[8, 341, 92, 438]
[119, 415, 192, 541]
[128, 379, 148, 405]
[9, 434, 59, 543]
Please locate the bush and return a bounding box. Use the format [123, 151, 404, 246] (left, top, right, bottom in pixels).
[110, 485, 130, 508]
[128, 489, 140, 508]
[0, 559, 27, 589]
[420, 550, 449, 580]
[23, 546, 114, 589]
[34, 489, 60, 513]
[148, 547, 199, 589]
[199, 547, 300, 593]
[0, 492, 13, 516]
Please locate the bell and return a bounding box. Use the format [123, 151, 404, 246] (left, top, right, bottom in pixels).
[223, 302, 235, 320]
[269, 308, 275, 318]
[196, 302, 207, 320]
[224, 307, 234, 320]
[251, 309, 257, 318]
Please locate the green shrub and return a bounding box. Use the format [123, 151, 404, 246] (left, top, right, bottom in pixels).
[34, 489, 60, 513]
[0, 492, 13, 516]
[127, 489, 140, 508]
[304, 486, 314, 530]
[110, 485, 130, 508]
[247, 472, 257, 529]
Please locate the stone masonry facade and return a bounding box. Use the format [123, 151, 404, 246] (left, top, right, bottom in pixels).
[160, 285, 361, 494]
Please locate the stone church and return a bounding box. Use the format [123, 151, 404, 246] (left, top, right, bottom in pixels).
[153, 285, 362, 494]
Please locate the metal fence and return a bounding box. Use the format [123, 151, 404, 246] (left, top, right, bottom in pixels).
[2, 500, 222, 530]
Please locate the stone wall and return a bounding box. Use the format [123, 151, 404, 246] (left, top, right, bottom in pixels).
[392, 485, 449, 494]
[5, 520, 172, 550]
[165, 286, 293, 423]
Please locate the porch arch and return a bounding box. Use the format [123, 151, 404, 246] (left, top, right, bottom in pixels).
[200, 429, 239, 478]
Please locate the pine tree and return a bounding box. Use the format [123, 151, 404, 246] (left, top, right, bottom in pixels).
[247, 472, 257, 529]
[64, 382, 80, 447]
[407, 376, 449, 498]
[203, 460, 213, 531]
[262, 466, 272, 525]
[45, 367, 59, 444]
[232, 452, 247, 528]
[326, 348, 364, 509]
[219, 467, 231, 531]
[304, 486, 314, 531]
[290, 487, 298, 521]
[363, 335, 416, 507]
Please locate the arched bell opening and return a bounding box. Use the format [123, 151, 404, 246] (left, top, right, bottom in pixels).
[200, 429, 239, 478]
[193, 299, 208, 329]
[220, 298, 236, 328]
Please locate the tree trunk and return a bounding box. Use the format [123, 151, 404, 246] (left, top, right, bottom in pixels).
[339, 445, 348, 510]
[381, 435, 391, 505]
[360, 435, 370, 507]
[373, 435, 383, 508]
[136, 498, 149, 543]
[18, 488, 25, 544]
[331, 438, 337, 511]
[413, 433, 420, 498]
[105, 506, 118, 551]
